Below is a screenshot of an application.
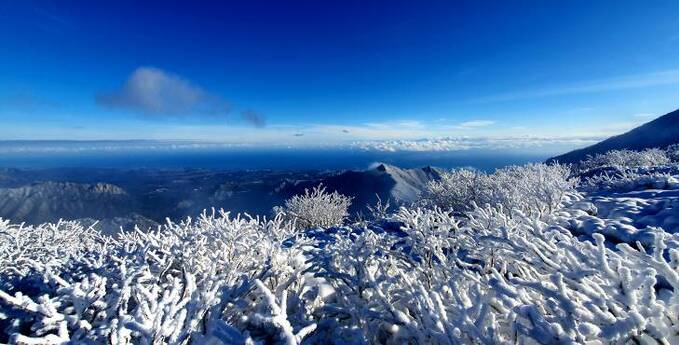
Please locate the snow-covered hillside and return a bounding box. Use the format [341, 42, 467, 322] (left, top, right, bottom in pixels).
[548, 107, 679, 164]
[1, 148, 678, 344]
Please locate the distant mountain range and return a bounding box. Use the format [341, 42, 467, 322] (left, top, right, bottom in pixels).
[0, 164, 441, 233]
[549, 108, 679, 164]
[0, 182, 134, 224]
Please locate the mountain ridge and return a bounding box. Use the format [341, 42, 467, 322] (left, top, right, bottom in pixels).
[0, 181, 134, 225]
[277, 163, 442, 213]
[0, 164, 441, 228]
[548, 108, 679, 164]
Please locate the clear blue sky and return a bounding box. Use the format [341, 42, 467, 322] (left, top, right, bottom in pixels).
[1, 1, 679, 147]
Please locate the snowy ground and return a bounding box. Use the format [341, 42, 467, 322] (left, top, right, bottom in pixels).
[562, 166, 679, 246]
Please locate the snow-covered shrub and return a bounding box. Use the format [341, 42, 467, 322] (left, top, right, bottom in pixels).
[421, 168, 488, 213]
[276, 184, 352, 229]
[581, 169, 679, 193]
[0, 210, 317, 344]
[491, 163, 577, 218]
[3, 200, 679, 344]
[666, 144, 679, 162]
[366, 194, 392, 221]
[401, 205, 679, 343]
[422, 163, 576, 218]
[580, 148, 670, 171]
[303, 200, 679, 343]
[0, 218, 104, 290]
[394, 206, 462, 276]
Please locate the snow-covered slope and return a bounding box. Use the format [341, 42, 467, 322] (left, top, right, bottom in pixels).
[0, 181, 134, 224]
[558, 172, 679, 243]
[549, 107, 679, 164]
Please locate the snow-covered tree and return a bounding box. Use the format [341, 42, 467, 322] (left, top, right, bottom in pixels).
[275, 184, 352, 229]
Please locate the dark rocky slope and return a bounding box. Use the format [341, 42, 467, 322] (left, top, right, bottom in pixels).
[549, 108, 679, 164]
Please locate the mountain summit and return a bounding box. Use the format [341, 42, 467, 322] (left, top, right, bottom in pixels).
[548, 108, 679, 164]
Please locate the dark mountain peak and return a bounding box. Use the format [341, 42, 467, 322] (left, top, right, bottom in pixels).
[372, 163, 401, 173]
[375, 163, 388, 172]
[548, 108, 679, 164]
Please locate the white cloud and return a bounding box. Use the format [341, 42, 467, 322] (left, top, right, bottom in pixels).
[97, 67, 230, 116]
[472, 69, 679, 103]
[455, 120, 495, 129]
[632, 113, 655, 119]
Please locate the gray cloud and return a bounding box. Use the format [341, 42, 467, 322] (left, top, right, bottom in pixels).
[293, 133, 304, 137]
[342, 129, 350, 133]
[240, 109, 267, 128]
[97, 67, 230, 117]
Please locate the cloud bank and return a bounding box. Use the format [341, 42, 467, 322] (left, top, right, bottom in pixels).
[0, 136, 603, 154]
[350, 136, 602, 152]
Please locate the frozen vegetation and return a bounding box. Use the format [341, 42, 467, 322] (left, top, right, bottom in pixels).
[1, 147, 679, 344]
[274, 184, 353, 229]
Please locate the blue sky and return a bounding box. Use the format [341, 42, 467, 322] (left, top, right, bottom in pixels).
[1, 1, 679, 149]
